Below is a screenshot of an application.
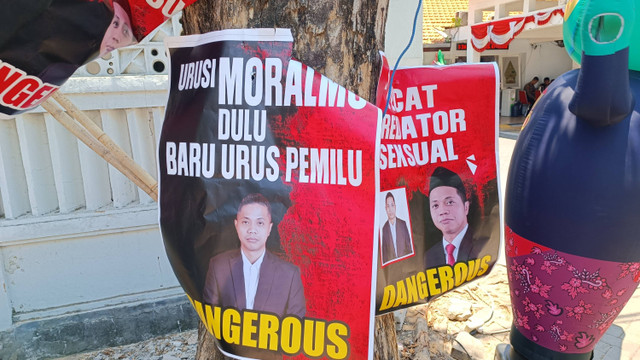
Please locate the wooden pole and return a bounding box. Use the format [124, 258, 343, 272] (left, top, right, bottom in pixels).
[49, 92, 158, 201]
[41, 97, 158, 202]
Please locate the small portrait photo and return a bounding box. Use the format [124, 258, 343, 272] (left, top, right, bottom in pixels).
[379, 188, 415, 267]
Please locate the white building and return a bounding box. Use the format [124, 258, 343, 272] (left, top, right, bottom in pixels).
[423, 0, 574, 115]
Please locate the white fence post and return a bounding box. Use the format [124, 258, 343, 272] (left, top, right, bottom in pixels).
[44, 114, 85, 213]
[76, 111, 113, 211]
[126, 108, 158, 205]
[15, 114, 59, 216]
[0, 120, 30, 219]
[100, 109, 138, 208]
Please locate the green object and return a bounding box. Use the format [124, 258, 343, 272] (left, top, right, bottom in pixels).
[563, 0, 639, 70]
[437, 49, 445, 65]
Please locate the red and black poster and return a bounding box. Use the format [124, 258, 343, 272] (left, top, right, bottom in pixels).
[0, 0, 198, 116]
[374, 54, 500, 314]
[159, 29, 380, 359]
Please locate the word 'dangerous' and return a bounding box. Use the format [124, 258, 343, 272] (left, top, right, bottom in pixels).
[189, 296, 350, 360]
[0, 61, 59, 111]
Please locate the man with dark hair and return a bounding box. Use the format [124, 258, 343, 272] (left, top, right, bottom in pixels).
[524, 76, 539, 103]
[380, 191, 413, 264]
[424, 167, 490, 268]
[203, 193, 306, 318]
[538, 77, 551, 92]
[523, 76, 539, 115]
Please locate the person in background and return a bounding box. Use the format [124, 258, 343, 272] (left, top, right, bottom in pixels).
[538, 77, 551, 92]
[523, 76, 539, 115]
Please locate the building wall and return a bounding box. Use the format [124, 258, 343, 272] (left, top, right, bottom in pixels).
[0, 74, 177, 325]
[1, 207, 181, 324]
[519, 41, 574, 83]
[385, 0, 425, 67]
[436, 44, 573, 86]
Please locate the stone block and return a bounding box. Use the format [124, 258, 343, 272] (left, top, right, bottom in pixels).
[451, 331, 485, 360]
[447, 299, 473, 321]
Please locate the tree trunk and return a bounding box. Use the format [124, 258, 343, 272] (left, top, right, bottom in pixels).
[182, 1, 398, 359]
[195, 322, 225, 360]
[182, 0, 389, 101]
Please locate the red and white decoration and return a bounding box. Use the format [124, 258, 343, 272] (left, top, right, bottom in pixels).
[471, 6, 565, 52]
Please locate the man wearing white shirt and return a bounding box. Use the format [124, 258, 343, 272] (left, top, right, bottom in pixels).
[424, 167, 491, 268]
[380, 192, 413, 265]
[203, 193, 306, 318]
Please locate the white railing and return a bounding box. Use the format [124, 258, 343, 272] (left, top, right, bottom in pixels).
[0, 104, 164, 219]
[0, 16, 183, 330]
[0, 14, 180, 221]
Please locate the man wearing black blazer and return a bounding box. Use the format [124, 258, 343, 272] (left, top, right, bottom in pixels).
[424, 167, 490, 268]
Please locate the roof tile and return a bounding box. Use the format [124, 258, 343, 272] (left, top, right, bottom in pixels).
[422, 0, 468, 44]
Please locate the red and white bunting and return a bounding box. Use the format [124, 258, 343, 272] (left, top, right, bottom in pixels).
[470, 6, 565, 52]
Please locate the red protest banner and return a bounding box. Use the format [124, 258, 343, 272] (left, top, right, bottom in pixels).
[160, 29, 380, 360]
[374, 54, 500, 314]
[127, 0, 199, 39]
[0, 0, 200, 116]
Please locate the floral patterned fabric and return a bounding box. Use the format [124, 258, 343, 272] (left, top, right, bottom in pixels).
[506, 226, 640, 353]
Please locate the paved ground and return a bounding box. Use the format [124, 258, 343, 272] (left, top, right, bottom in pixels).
[56, 331, 197, 360]
[57, 131, 640, 360]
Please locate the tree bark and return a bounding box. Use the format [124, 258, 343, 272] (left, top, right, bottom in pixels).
[195, 322, 225, 360]
[373, 312, 400, 360]
[182, 0, 389, 101]
[182, 1, 398, 359]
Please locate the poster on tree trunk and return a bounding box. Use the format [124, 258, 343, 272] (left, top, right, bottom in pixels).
[159, 29, 380, 360]
[0, 0, 199, 117]
[374, 53, 501, 314]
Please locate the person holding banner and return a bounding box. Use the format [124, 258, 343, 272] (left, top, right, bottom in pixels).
[380, 191, 413, 265]
[424, 167, 490, 268]
[203, 193, 306, 318]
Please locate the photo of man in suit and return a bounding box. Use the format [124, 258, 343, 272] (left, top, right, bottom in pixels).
[424, 167, 491, 268]
[203, 193, 306, 318]
[380, 191, 413, 265]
